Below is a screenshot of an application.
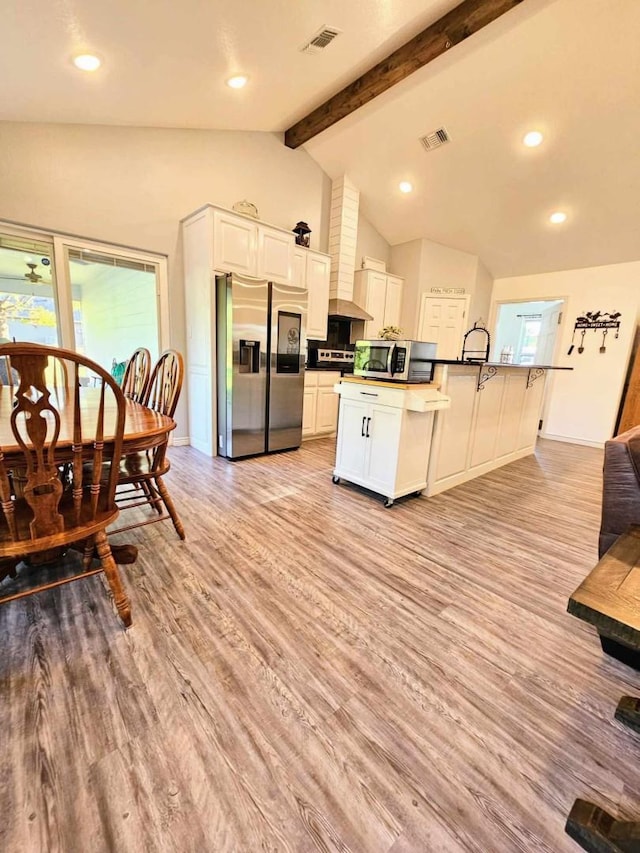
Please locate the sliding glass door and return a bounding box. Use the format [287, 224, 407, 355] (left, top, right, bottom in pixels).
[0, 221, 169, 383]
[65, 247, 160, 378]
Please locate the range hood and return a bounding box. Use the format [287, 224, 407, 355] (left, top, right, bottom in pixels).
[328, 176, 372, 323]
[328, 298, 372, 321]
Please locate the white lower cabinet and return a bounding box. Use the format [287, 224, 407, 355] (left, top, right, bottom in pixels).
[302, 388, 317, 436]
[303, 371, 340, 437]
[335, 399, 403, 495]
[333, 380, 450, 506]
[316, 385, 339, 432]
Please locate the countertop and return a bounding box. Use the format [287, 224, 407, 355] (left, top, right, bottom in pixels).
[308, 361, 570, 370]
[431, 359, 572, 370]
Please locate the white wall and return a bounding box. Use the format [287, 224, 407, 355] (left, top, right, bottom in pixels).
[392, 238, 493, 341]
[491, 261, 640, 446]
[390, 239, 423, 339]
[355, 214, 390, 270]
[473, 260, 493, 330]
[0, 122, 332, 440]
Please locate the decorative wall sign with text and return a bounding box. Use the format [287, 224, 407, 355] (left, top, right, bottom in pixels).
[430, 287, 466, 294]
[567, 310, 622, 355]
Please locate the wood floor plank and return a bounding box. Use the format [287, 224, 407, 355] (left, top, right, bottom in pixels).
[2, 436, 638, 852]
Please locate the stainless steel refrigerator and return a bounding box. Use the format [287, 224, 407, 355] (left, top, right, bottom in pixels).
[216, 273, 307, 459]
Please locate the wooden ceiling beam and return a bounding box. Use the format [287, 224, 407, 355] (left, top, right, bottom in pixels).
[284, 0, 525, 149]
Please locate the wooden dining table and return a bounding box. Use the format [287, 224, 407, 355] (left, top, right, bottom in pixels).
[0, 385, 176, 563]
[0, 385, 175, 461]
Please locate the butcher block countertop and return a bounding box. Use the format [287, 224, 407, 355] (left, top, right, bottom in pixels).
[335, 377, 450, 413]
[339, 376, 437, 390]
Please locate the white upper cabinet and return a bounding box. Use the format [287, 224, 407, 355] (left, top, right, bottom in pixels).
[354, 269, 403, 339]
[294, 247, 331, 341]
[211, 207, 294, 283]
[384, 275, 403, 329]
[258, 226, 294, 284]
[293, 248, 306, 288]
[212, 210, 258, 277]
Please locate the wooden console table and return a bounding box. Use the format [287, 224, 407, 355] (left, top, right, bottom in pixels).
[568, 525, 640, 669]
[566, 526, 640, 851]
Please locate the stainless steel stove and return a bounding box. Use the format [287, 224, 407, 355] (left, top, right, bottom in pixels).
[307, 348, 355, 372]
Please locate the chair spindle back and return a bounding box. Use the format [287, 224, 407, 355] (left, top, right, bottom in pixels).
[144, 350, 184, 418]
[121, 347, 151, 403]
[0, 343, 125, 546]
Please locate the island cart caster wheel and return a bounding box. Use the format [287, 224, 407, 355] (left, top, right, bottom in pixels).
[414, 490, 423, 497]
[384, 498, 394, 508]
[332, 475, 340, 484]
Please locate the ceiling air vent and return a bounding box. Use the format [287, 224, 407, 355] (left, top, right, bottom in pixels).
[300, 26, 341, 55]
[420, 127, 451, 151]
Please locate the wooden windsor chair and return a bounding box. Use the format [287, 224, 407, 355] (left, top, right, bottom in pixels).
[112, 349, 185, 540]
[121, 347, 151, 403]
[0, 343, 132, 626]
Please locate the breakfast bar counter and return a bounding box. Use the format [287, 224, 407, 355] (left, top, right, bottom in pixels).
[426, 361, 564, 496]
[333, 361, 570, 504]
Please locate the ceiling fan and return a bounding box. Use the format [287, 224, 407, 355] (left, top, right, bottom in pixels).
[24, 262, 43, 283]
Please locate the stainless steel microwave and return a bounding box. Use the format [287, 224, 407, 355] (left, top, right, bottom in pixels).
[353, 339, 437, 383]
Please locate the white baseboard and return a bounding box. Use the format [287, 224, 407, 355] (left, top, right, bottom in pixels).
[540, 432, 604, 449]
[302, 432, 337, 442]
[171, 436, 190, 447]
[426, 445, 534, 497]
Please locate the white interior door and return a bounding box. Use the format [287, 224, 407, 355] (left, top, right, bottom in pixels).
[535, 302, 563, 364]
[418, 295, 469, 359]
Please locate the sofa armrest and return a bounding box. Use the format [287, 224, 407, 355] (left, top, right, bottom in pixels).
[599, 428, 640, 557]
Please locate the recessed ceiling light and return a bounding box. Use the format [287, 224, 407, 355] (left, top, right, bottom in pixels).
[523, 130, 543, 147]
[399, 181, 413, 193]
[227, 75, 248, 89]
[549, 211, 567, 224]
[73, 54, 101, 72]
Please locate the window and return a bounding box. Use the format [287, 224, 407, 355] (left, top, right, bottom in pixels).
[0, 222, 169, 380]
[0, 234, 59, 346]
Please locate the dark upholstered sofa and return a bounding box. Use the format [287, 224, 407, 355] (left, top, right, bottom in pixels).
[599, 426, 640, 558]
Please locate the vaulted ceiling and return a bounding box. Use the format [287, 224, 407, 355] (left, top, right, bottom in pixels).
[1, 0, 638, 278]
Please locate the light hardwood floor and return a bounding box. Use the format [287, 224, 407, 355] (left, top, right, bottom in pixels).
[1, 437, 639, 852]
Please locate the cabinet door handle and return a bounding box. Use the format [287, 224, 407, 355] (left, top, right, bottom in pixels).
[360, 391, 378, 397]
[361, 416, 366, 437]
[365, 417, 371, 438]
